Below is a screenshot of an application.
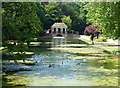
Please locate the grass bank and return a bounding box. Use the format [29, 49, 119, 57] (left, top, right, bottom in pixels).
[78, 37, 120, 55]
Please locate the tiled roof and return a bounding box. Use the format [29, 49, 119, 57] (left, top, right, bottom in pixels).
[51, 23, 67, 27]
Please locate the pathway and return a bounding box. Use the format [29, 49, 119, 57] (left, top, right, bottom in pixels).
[80, 35, 119, 46]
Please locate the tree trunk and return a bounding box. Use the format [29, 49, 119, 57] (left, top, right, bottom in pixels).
[14, 42, 16, 45]
[91, 35, 94, 45]
[90, 35, 94, 41]
[27, 41, 30, 48]
[92, 41, 94, 45]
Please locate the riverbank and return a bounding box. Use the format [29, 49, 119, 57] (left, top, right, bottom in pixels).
[78, 35, 120, 55]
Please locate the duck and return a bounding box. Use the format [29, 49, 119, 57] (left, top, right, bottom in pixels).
[76, 63, 81, 65]
[48, 64, 54, 68]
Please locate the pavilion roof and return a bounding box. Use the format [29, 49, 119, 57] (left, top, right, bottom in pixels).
[51, 23, 67, 28]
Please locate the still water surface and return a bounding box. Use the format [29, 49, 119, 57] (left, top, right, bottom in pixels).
[2, 38, 118, 86]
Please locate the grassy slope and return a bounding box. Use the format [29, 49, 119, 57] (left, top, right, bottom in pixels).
[78, 38, 119, 54]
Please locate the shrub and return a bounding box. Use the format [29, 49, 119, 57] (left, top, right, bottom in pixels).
[94, 36, 107, 42]
[84, 24, 100, 44]
[14, 42, 28, 53]
[7, 42, 28, 54]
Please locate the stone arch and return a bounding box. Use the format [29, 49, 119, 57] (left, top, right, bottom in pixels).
[58, 28, 61, 33]
[56, 34, 62, 37]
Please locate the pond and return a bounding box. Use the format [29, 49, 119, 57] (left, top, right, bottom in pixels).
[2, 38, 118, 86]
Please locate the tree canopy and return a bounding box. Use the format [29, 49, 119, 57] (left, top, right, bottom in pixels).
[84, 2, 120, 39]
[43, 2, 88, 34]
[2, 2, 119, 41]
[2, 2, 43, 41]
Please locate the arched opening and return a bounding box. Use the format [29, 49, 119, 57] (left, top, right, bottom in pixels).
[54, 28, 56, 33]
[58, 28, 61, 33]
[63, 28, 65, 33]
[56, 34, 62, 37]
[49, 30, 51, 33]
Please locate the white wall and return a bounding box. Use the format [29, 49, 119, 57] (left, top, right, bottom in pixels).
[51, 27, 67, 33]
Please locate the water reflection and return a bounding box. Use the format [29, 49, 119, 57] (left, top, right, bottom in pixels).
[51, 37, 84, 48]
[52, 37, 67, 48]
[2, 38, 118, 86]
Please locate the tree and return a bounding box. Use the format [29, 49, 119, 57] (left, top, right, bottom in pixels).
[2, 2, 43, 43]
[61, 15, 72, 30]
[84, 24, 100, 44]
[44, 2, 63, 30]
[43, 2, 88, 34]
[60, 2, 88, 34]
[36, 2, 46, 30]
[84, 2, 120, 39]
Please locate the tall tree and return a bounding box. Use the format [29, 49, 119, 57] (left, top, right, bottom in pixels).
[61, 15, 72, 30]
[60, 2, 88, 34]
[2, 2, 43, 41]
[84, 2, 120, 39]
[44, 2, 63, 30]
[42, 2, 88, 34]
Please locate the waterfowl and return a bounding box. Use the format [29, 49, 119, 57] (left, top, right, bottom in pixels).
[48, 64, 54, 68]
[76, 63, 80, 65]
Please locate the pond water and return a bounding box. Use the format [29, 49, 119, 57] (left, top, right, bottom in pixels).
[2, 38, 118, 86]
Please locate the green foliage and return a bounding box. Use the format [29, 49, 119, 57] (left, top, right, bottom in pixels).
[14, 42, 28, 53]
[7, 42, 28, 54]
[2, 2, 88, 40]
[60, 2, 88, 33]
[3, 2, 119, 40]
[94, 36, 107, 42]
[43, 2, 88, 34]
[36, 37, 51, 42]
[84, 2, 120, 39]
[44, 2, 63, 29]
[61, 15, 72, 29]
[2, 41, 10, 47]
[7, 44, 15, 52]
[2, 2, 43, 41]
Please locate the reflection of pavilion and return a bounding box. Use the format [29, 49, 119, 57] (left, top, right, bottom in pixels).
[52, 38, 67, 48]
